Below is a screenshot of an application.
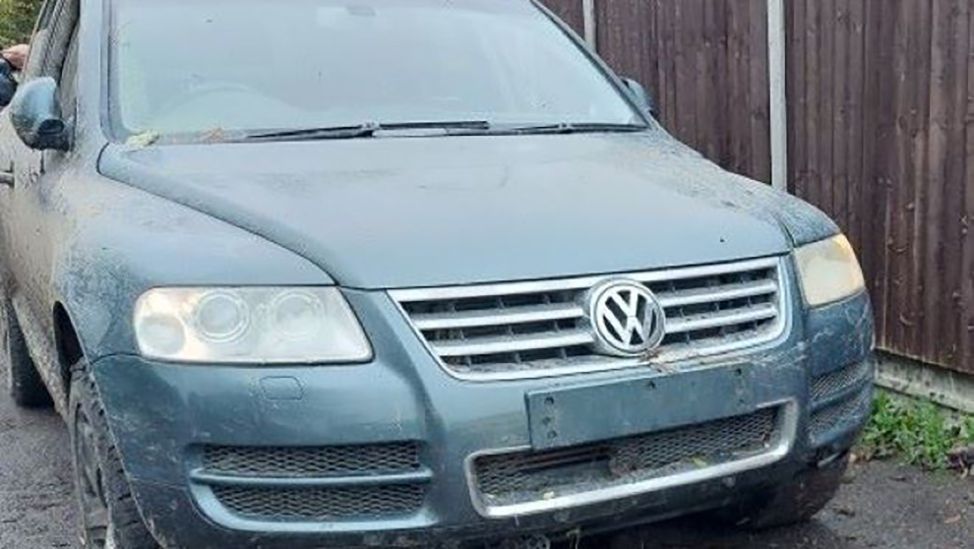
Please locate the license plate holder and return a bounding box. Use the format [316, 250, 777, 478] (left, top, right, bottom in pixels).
[526, 366, 756, 450]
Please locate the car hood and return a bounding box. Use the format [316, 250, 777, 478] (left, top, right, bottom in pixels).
[98, 131, 837, 289]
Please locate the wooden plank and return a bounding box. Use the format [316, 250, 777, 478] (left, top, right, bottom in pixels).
[804, 0, 821, 206]
[690, 0, 709, 154]
[939, 0, 969, 367]
[673, 0, 700, 148]
[748, 0, 771, 183]
[906, 0, 933, 358]
[832, 0, 850, 230]
[873, 0, 900, 355]
[737, 0, 754, 176]
[786, 0, 807, 195]
[845, 0, 866, 264]
[920, 0, 950, 362]
[884, 0, 911, 352]
[706, 0, 728, 164]
[717, 0, 735, 167]
[962, 0, 974, 372]
[859, 0, 886, 329]
[817, 0, 835, 219]
[658, 0, 679, 130]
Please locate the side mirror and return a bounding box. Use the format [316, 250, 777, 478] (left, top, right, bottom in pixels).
[9, 77, 70, 151]
[621, 77, 658, 119]
[0, 59, 17, 108]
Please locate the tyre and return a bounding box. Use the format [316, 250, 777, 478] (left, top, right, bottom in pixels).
[718, 455, 848, 530]
[69, 362, 158, 549]
[0, 290, 51, 407]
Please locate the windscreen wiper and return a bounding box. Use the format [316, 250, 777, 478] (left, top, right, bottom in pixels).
[245, 121, 492, 141]
[502, 122, 649, 135]
[245, 122, 381, 141]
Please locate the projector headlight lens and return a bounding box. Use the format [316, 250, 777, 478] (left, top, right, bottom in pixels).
[134, 287, 371, 363]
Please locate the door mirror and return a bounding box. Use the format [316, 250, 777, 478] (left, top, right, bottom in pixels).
[621, 77, 658, 119]
[0, 59, 17, 108]
[9, 77, 70, 151]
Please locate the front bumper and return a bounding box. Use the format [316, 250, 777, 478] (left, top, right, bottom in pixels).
[90, 287, 874, 548]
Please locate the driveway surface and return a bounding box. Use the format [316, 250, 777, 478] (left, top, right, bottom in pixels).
[1, 365, 971, 548]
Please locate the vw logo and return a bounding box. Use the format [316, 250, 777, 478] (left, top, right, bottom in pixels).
[587, 279, 666, 357]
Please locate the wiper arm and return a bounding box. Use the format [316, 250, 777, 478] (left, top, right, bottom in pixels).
[244, 121, 492, 141]
[503, 122, 649, 135]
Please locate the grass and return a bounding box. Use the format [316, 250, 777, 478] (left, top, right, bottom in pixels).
[857, 391, 974, 470]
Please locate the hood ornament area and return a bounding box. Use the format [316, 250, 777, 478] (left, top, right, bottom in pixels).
[586, 279, 667, 358]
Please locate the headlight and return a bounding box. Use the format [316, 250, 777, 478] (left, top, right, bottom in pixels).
[133, 287, 371, 363]
[794, 235, 865, 307]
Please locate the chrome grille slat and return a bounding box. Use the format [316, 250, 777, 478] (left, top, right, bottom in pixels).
[657, 279, 778, 308]
[391, 257, 789, 380]
[664, 303, 779, 334]
[433, 330, 595, 358]
[413, 302, 585, 331]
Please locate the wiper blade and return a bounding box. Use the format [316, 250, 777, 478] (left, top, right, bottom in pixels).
[245, 120, 492, 141]
[503, 122, 648, 135]
[379, 120, 492, 132]
[246, 122, 381, 141]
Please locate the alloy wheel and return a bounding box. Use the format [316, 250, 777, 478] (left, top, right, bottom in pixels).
[74, 405, 115, 548]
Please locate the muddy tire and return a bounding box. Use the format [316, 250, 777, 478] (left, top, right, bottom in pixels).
[721, 455, 848, 530]
[0, 291, 51, 407]
[69, 362, 158, 549]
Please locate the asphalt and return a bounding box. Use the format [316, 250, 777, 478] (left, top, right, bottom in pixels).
[0, 364, 971, 548]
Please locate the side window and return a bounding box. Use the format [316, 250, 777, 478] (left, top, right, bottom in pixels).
[21, 0, 60, 78]
[21, 0, 79, 83]
[42, 0, 79, 80]
[57, 25, 79, 114]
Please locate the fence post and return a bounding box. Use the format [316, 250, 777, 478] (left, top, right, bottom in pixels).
[582, 0, 597, 50]
[767, 0, 788, 191]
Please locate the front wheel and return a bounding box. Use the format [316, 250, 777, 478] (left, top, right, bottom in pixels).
[0, 291, 51, 407]
[69, 362, 158, 549]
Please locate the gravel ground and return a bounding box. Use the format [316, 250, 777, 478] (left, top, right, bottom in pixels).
[1, 364, 971, 548]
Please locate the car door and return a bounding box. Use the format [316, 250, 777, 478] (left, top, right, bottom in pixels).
[1, 0, 79, 349]
[0, 0, 60, 284]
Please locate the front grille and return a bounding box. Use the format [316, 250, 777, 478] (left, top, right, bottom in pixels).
[202, 443, 421, 477]
[472, 407, 780, 509]
[194, 443, 427, 523]
[391, 257, 787, 379]
[212, 484, 425, 521]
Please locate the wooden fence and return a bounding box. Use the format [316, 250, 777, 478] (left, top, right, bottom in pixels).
[542, 0, 974, 377]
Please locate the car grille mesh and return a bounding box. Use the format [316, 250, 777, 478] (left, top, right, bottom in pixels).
[808, 388, 872, 443]
[391, 257, 786, 378]
[810, 361, 873, 403]
[808, 359, 874, 445]
[202, 443, 421, 477]
[473, 407, 779, 508]
[197, 443, 427, 522]
[211, 484, 425, 521]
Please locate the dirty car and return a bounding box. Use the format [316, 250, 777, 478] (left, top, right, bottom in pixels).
[0, 0, 875, 547]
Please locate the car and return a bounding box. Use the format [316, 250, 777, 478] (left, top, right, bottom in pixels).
[0, 0, 875, 547]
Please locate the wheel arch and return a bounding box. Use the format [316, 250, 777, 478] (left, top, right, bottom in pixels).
[53, 301, 85, 399]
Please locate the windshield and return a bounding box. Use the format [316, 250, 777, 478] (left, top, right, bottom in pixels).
[108, 0, 644, 139]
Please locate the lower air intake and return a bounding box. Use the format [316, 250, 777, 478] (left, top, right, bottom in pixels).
[211, 484, 425, 521]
